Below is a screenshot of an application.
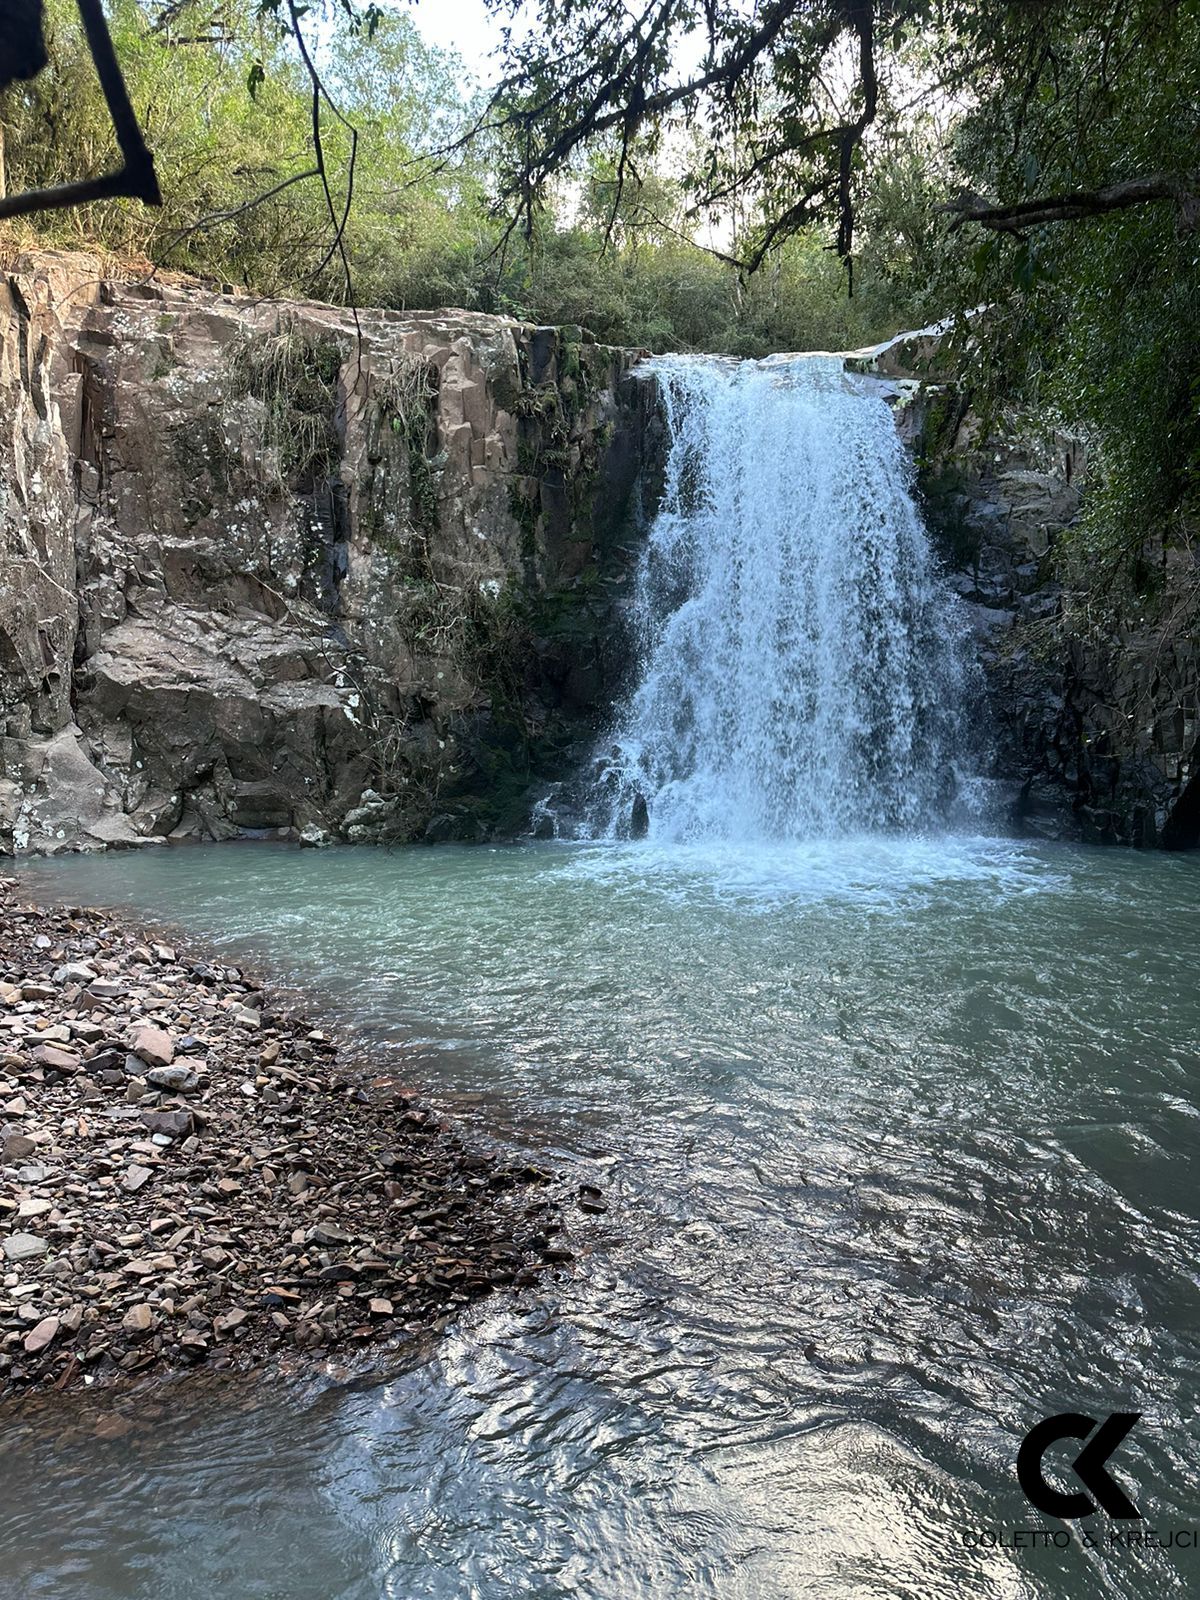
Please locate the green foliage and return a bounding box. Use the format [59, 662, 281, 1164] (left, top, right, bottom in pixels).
[227, 319, 344, 490]
[470, 223, 897, 356]
[375, 355, 441, 540]
[0, 0, 915, 353]
[929, 0, 1200, 571]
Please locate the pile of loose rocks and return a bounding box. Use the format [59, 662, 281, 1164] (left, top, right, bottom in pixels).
[0, 879, 570, 1394]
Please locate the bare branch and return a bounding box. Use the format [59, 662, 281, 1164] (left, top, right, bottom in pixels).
[0, 170, 143, 221]
[282, 0, 361, 345]
[154, 167, 320, 253]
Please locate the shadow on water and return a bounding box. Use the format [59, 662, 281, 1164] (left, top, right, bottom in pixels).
[3, 835, 1200, 1599]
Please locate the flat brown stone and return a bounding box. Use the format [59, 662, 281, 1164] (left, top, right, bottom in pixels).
[23, 1316, 59, 1353]
[31, 1043, 80, 1072]
[128, 1025, 174, 1070]
[122, 1303, 156, 1335]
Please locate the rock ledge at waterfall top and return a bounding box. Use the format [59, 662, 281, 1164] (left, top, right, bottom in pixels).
[0, 878, 579, 1397]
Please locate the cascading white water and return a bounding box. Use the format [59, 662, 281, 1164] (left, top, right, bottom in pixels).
[583, 353, 980, 842]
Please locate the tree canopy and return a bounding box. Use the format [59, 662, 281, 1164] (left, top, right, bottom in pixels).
[470, 0, 1198, 273]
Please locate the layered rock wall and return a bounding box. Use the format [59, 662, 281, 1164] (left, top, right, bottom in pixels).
[0, 251, 653, 852]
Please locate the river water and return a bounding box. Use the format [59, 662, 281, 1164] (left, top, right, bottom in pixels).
[4, 834, 1199, 1599]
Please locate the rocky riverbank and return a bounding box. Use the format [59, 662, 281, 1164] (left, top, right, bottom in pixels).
[0, 879, 571, 1396]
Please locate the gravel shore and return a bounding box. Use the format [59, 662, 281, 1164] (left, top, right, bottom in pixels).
[0, 879, 570, 1395]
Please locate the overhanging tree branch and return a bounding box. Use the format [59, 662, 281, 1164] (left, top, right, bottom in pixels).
[440, 0, 882, 282]
[941, 173, 1200, 233]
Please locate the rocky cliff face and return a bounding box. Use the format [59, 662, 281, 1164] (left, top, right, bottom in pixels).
[855, 331, 1199, 848]
[944, 420, 1199, 848]
[2, 258, 1195, 855]
[0, 251, 654, 852]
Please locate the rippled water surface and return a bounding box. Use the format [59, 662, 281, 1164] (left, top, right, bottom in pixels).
[4, 836, 1200, 1599]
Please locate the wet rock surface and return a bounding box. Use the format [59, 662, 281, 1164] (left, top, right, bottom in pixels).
[935, 418, 1200, 847]
[0, 878, 567, 1395]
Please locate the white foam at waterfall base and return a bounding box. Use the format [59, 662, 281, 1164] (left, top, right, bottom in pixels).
[581, 353, 982, 843]
[551, 834, 1063, 915]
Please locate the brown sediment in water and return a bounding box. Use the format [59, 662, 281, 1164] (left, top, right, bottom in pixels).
[0, 878, 571, 1397]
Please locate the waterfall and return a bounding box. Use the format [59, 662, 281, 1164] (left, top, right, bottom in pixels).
[580, 354, 980, 843]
